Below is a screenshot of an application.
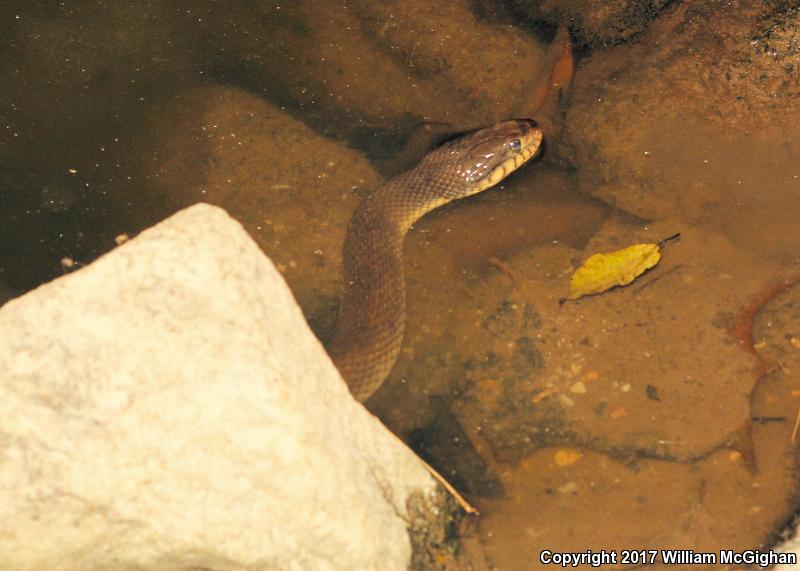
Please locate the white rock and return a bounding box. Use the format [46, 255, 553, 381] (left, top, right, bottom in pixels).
[0, 203, 436, 571]
[773, 523, 800, 570]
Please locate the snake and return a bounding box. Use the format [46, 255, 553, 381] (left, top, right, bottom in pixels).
[327, 119, 543, 402]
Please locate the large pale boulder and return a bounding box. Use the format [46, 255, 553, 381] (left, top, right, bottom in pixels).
[0, 203, 441, 571]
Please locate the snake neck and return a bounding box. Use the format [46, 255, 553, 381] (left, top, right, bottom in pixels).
[327, 119, 542, 401]
[328, 169, 450, 401]
[375, 168, 460, 233]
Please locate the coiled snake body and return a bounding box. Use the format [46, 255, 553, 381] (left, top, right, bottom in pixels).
[328, 119, 543, 401]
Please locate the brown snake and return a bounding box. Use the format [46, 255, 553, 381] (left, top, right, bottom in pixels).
[328, 119, 544, 401]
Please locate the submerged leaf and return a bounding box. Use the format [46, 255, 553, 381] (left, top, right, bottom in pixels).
[525, 23, 573, 116]
[565, 243, 662, 301]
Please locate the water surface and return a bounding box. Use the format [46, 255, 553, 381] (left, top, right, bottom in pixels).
[2, 2, 799, 569]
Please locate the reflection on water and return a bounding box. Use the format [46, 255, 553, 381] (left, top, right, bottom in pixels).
[2, 1, 800, 569]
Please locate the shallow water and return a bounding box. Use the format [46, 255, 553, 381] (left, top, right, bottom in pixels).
[2, 1, 800, 569]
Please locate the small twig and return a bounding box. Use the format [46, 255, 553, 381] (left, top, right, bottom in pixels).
[751, 416, 787, 423]
[729, 274, 800, 362]
[418, 457, 480, 516]
[726, 272, 800, 445]
[387, 429, 479, 515]
[487, 256, 518, 287]
[792, 407, 800, 443]
[658, 232, 681, 247]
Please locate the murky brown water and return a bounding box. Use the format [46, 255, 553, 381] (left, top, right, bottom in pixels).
[2, 1, 799, 569]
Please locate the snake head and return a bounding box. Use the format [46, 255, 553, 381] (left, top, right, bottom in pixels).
[433, 119, 543, 197]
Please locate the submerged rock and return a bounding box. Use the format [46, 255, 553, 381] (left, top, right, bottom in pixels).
[198, 0, 548, 152]
[138, 86, 382, 339]
[511, 0, 671, 47]
[0, 203, 448, 571]
[560, 0, 800, 258]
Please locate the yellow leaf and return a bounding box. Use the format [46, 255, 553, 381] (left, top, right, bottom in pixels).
[565, 243, 662, 301]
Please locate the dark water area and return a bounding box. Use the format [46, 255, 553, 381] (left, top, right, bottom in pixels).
[1, 4, 197, 293]
[3, 2, 800, 570]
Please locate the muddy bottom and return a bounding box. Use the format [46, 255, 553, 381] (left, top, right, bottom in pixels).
[366, 126, 800, 568]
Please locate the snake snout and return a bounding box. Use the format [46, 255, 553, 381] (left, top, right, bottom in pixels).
[466, 119, 543, 190]
[513, 118, 544, 158]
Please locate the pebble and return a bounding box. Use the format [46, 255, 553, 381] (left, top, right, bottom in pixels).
[610, 406, 628, 419]
[559, 394, 575, 408]
[558, 482, 579, 495]
[570, 381, 587, 394]
[583, 370, 600, 382]
[554, 449, 583, 466]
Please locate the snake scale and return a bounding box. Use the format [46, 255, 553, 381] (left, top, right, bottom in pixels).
[327, 119, 543, 401]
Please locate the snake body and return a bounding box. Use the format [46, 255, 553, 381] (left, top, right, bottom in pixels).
[328, 119, 543, 401]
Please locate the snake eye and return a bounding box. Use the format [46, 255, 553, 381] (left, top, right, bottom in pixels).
[509, 139, 521, 151]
